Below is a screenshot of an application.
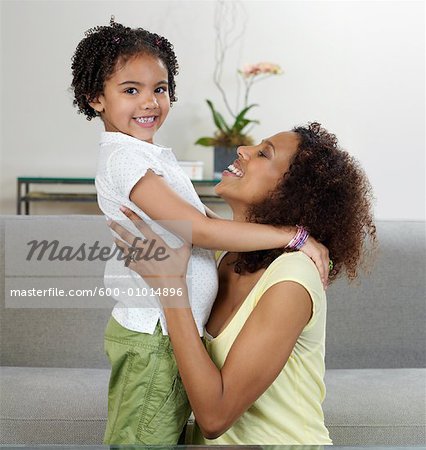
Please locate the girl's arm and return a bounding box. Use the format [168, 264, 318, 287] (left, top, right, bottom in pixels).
[131, 170, 291, 251]
[130, 170, 329, 282]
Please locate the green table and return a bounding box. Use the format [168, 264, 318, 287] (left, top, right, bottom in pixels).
[17, 177, 222, 215]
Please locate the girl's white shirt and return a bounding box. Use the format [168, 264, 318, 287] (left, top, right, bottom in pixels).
[95, 131, 218, 336]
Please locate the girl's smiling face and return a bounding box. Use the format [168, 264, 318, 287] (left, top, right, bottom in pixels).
[90, 53, 170, 143]
[215, 131, 300, 212]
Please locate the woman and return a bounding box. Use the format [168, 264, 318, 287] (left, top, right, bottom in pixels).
[111, 122, 376, 444]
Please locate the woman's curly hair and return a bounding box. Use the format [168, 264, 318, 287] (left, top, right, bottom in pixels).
[71, 17, 179, 120]
[234, 122, 377, 282]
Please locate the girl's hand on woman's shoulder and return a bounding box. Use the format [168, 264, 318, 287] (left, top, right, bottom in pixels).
[298, 236, 330, 288]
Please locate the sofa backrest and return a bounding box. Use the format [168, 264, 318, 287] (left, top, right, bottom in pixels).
[325, 220, 425, 369]
[0, 216, 424, 369]
[0, 216, 111, 368]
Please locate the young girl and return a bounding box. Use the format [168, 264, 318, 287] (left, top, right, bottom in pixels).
[70, 19, 329, 445]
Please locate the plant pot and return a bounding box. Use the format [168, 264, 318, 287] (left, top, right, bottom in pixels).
[214, 146, 238, 179]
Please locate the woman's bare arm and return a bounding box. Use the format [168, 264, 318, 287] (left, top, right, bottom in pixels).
[163, 281, 312, 439]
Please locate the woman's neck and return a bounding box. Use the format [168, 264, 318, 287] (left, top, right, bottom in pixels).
[230, 206, 249, 223]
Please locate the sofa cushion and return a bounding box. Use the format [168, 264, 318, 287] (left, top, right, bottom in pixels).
[0, 367, 108, 444]
[324, 368, 426, 445]
[3, 366, 424, 445]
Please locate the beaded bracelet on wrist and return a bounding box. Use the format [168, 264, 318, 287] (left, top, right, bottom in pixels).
[285, 225, 309, 251]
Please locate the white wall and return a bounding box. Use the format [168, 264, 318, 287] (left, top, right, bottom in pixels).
[0, 0, 424, 220]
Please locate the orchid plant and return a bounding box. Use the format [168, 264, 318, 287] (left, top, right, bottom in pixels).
[196, 62, 283, 148]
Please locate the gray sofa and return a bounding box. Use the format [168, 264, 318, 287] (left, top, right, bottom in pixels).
[0, 216, 425, 445]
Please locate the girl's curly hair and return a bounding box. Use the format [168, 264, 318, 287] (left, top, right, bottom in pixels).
[71, 17, 179, 120]
[234, 122, 377, 282]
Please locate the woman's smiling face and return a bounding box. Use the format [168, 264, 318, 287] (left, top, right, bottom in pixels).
[215, 131, 300, 208]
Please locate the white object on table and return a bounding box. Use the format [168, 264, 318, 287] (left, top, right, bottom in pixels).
[178, 161, 204, 180]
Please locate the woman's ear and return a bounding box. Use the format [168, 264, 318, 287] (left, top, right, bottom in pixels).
[88, 95, 105, 113]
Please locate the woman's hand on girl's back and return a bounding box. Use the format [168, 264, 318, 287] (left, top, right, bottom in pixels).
[108, 206, 191, 307]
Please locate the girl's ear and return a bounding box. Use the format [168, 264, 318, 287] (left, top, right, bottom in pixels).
[88, 95, 105, 113]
